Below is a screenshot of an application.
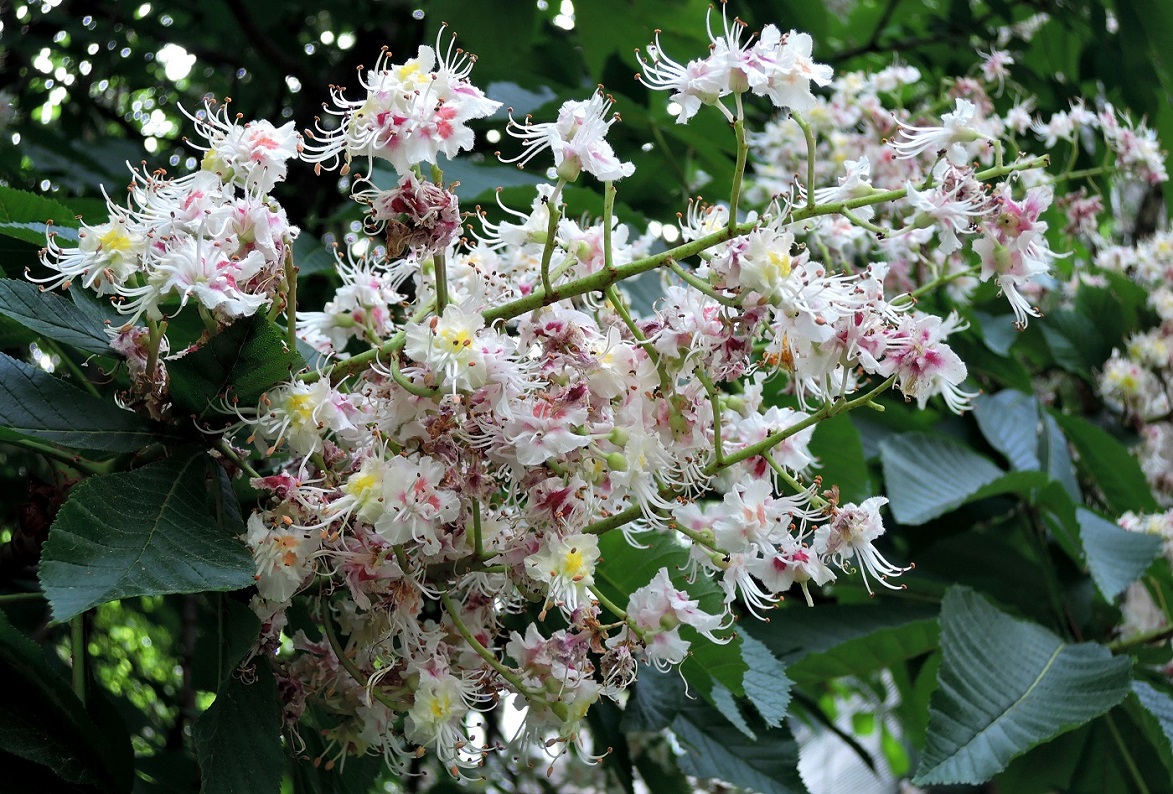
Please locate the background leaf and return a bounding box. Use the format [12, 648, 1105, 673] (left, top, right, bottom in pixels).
[1054, 413, 1159, 514]
[740, 634, 793, 729]
[672, 697, 806, 794]
[880, 433, 1005, 525]
[193, 661, 284, 794]
[0, 352, 155, 453]
[0, 279, 112, 355]
[39, 450, 255, 623]
[914, 587, 1132, 785]
[167, 314, 304, 420]
[974, 390, 1040, 471]
[0, 185, 79, 245]
[0, 609, 132, 792]
[1077, 508, 1163, 601]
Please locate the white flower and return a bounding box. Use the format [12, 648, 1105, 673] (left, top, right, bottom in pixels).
[891, 98, 985, 166]
[815, 496, 909, 594]
[303, 31, 500, 175]
[524, 532, 600, 615]
[503, 89, 634, 181]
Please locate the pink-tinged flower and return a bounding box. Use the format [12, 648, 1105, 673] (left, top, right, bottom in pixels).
[186, 100, 300, 194]
[749, 27, 834, 113]
[503, 89, 634, 182]
[374, 455, 459, 554]
[303, 30, 501, 175]
[882, 311, 975, 413]
[814, 496, 909, 594]
[1003, 96, 1036, 135]
[639, 9, 832, 122]
[978, 49, 1015, 92]
[713, 476, 816, 551]
[637, 5, 751, 123]
[749, 539, 836, 606]
[973, 183, 1061, 327]
[148, 238, 271, 321]
[297, 251, 406, 355]
[619, 567, 730, 670]
[903, 163, 991, 255]
[1101, 107, 1169, 185]
[356, 171, 461, 256]
[891, 98, 986, 166]
[504, 389, 593, 466]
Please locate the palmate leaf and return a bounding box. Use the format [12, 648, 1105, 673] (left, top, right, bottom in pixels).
[0, 185, 79, 246]
[974, 390, 1040, 471]
[1053, 412, 1159, 514]
[167, 313, 304, 420]
[0, 279, 112, 355]
[0, 610, 132, 792]
[879, 432, 1001, 524]
[0, 351, 155, 453]
[39, 449, 255, 623]
[914, 587, 1132, 786]
[672, 696, 806, 794]
[193, 661, 284, 794]
[739, 634, 793, 728]
[746, 602, 939, 688]
[1077, 508, 1163, 601]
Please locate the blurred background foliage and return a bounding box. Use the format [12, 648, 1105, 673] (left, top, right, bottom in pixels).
[1, 0, 1171, 792]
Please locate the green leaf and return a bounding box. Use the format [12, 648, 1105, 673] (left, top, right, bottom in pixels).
[1053, 412, 1159, 514]
[740, 634, 792, 728]
[1130, 680, 1173, 777]
[787, 617, 940, 689]
[809, 414, 872, 503]
[633, 737, 694, 794]
[914, 587, 1132, 785]
[0, 185, 79, 246]
[711, 684, 756, 739]
[1132, 680, 1173, 752]
[0, 609, 130, 792]
[574, 0, 710, 77]
[0, 352, 155, 453]
[194, 661, 284, 794]
[167, 314, 304, 419]
[1073, 285, 1127, 363]
[746, 602, 938, 688]
[39, 450, 255, 623]
[438, 158, 546, 203]
[1039, 309, 1106, 379]
[1039, 413, 1080, 502]
[974, 390, 1040, 471]
[1077, 508, 1163, 601]
[879, 432, 1004, 524]
[596, 532, 745, 702]
[622, 665, 685, 733]
[0, 280, 112, 355]
[672, 698, 806, 794]
[972, 310, 1019, 356]
[746, 602, 939, 667]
